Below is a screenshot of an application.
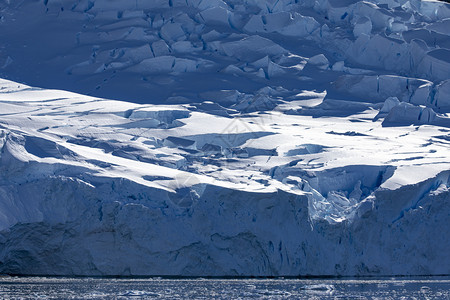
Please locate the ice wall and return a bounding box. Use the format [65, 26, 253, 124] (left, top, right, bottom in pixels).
[0, 139, 449, 276]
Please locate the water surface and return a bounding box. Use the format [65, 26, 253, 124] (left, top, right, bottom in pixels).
[0, 276, 449, 299]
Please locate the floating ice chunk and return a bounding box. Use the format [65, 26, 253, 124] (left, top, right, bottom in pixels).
[300, 284, 334, 292]
[308, 54, 329, 70]
[353, 16, 372, 37]
[121, 290, 160, 297]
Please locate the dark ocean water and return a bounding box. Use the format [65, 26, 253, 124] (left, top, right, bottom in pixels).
[0, 276, 449, 299]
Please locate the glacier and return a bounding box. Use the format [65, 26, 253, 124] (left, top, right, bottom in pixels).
[0, 0, 449, 276]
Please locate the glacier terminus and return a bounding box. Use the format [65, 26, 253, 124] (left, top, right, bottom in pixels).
[0, 0, 449, 277]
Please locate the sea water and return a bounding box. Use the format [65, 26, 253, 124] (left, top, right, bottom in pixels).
[0, 276, 448, 299]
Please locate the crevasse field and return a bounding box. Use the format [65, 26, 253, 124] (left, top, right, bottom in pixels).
[0, 0, 449, 277]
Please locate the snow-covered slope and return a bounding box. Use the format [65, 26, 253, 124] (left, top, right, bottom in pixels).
[0, 0, 449, 276]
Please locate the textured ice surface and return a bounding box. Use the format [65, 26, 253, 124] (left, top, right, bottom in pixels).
[0, 0, 449, 277]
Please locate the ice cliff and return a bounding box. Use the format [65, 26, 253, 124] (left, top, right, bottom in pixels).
[0, 0, 449, 276]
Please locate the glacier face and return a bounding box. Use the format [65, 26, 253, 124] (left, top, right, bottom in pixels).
[0, 0, 449, 276]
